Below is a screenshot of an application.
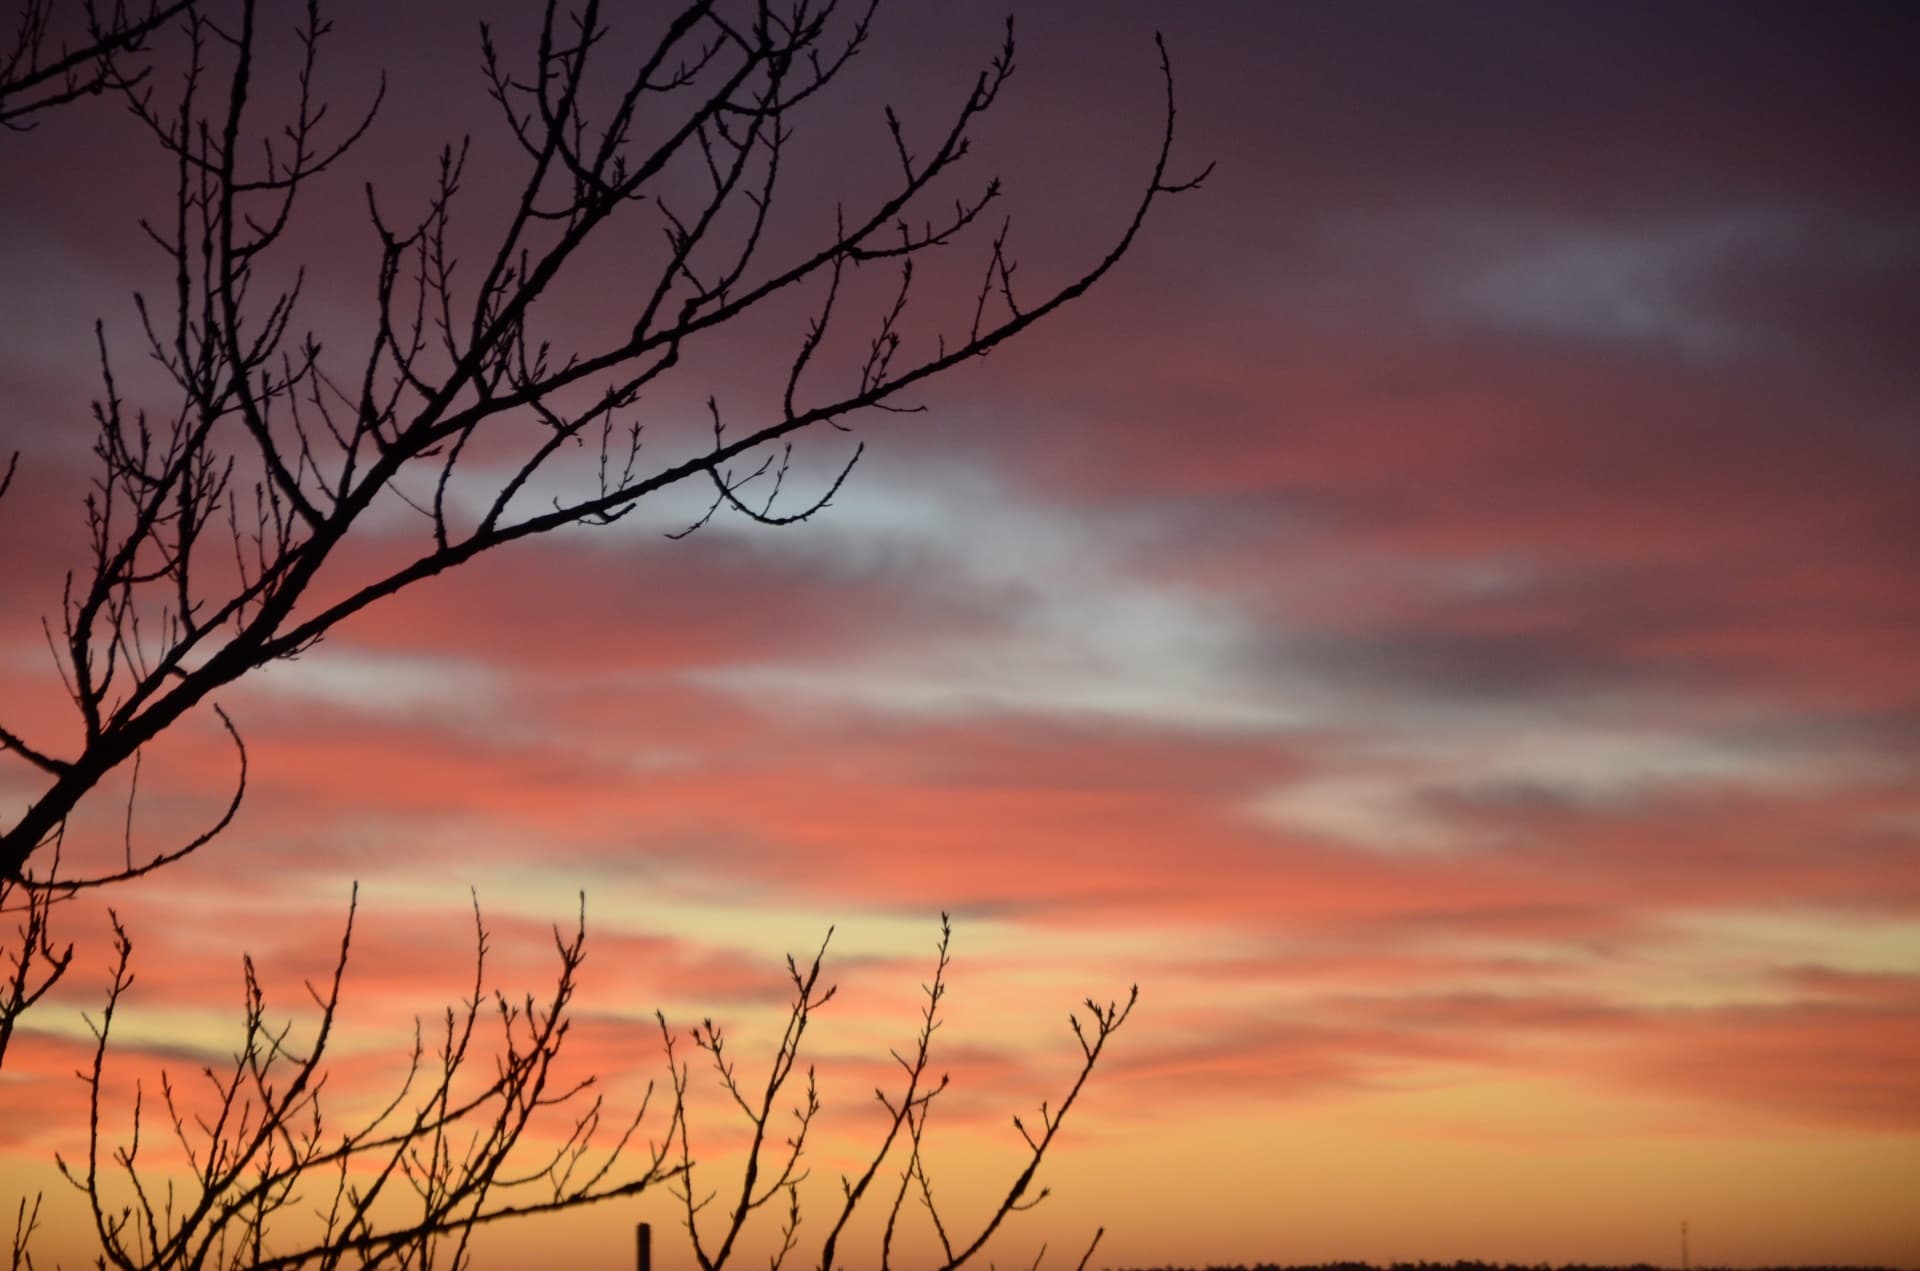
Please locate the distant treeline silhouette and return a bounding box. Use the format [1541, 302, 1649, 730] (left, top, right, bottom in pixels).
[1113, 1262, 1905, 1271]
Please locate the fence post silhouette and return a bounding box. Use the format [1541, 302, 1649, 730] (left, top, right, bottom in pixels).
[638, 1220, 653, 1271]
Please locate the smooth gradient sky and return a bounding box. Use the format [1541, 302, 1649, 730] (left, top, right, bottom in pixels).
[2, 3, 1917, 1268]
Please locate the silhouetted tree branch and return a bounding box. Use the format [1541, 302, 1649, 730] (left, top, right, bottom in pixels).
[52, 903, 1132, 1270]
[666, 914, 1136, 1271]
[0, 0, 191, 127]
[58, 887, 683, 1271]
[0, 0, 1205, 893]
[1, 4, 1184, 1262]
[0, 870, 73, 1077]
[1, 846, 73, 1269]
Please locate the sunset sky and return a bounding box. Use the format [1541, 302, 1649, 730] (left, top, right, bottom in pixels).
[2, 3, 1917, 1269]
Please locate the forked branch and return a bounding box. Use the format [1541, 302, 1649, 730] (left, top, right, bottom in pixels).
[0, 0, 192, 128]
[50, 902, 1131, 1271]
[0, 0, 1206, 894]
[669, 914, 1135, 1271]
[58, 887, 681, 1271]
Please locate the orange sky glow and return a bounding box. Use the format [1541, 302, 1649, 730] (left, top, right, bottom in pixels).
[1, 4, 1916, 1269]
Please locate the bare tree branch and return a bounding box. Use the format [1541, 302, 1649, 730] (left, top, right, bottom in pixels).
[0, 0, 1204, 892]
[58, 887, 683, 1271]
[0, 868, 75, 1073]
[0, 0, 192, 128]
[2, 10, 1175, 1268]
[669, 914, 1132, 1271]
[48, 902, 1129, 1271]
